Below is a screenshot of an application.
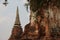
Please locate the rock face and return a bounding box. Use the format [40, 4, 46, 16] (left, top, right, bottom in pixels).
[9, 0, 60, 40]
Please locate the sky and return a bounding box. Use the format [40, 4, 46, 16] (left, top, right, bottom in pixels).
[0, 0, 29, 40]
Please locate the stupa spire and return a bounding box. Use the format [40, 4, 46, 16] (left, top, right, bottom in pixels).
[8, 6, 23, 40]
[15, 6, 20, 25]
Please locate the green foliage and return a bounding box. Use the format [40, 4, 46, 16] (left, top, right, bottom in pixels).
[27, 0, 48, 11]
[27, 0, 60, 12]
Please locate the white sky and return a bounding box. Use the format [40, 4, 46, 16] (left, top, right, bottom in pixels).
[0, 0, 29, 40]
